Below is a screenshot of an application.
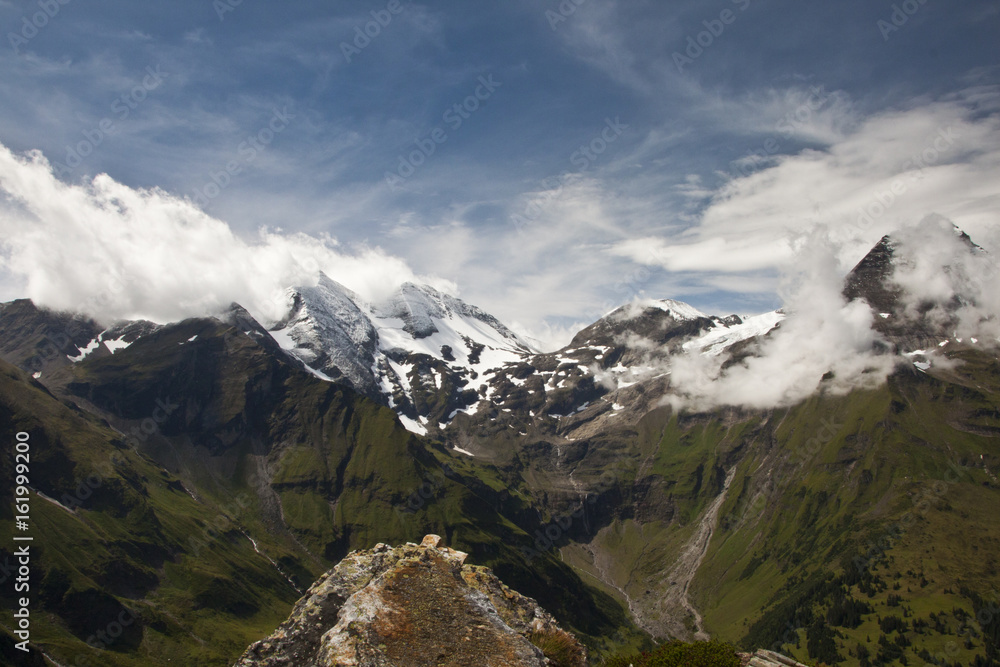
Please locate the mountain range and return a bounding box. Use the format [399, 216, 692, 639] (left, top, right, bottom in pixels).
[1, 230, 998, 666]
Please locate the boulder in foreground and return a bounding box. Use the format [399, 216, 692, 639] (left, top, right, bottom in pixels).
[234, 534, 586, 667]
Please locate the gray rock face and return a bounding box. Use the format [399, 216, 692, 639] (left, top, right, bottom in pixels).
[373, 283, 448, 339]
[233, 535, 586, 667]
[268, 277, 533, 430]
[271, 274, 382, 395]
[740, 649, 810, 667]
[372, 282, 526, 344]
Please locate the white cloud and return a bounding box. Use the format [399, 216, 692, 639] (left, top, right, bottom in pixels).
[667, 231, 899, 410]
[889, 215, 1000, 342]
[0, 143, 438, 326]
[613, 90, 1000, 282]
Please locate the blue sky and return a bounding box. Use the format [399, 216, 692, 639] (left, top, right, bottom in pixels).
[1, 0, 999, 348]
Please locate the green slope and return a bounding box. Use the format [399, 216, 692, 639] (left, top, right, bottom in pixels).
[0, 312, 645, 664]
[541, 348, 1000, 666]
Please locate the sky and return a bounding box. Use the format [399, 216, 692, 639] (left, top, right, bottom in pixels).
[1, 0, 999, 350]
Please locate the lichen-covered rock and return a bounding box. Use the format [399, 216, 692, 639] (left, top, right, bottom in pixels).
[233, 535, 586, 666]
[737, 649, 811, 667]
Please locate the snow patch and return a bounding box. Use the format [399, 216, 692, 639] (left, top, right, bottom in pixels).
[397, 414, 427, 435]
[68, 337, 101, 362]
[103, 336, 133, 354]
[683, 311, 784, 357]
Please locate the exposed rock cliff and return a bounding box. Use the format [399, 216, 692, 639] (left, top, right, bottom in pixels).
[234, 535, 586, 667]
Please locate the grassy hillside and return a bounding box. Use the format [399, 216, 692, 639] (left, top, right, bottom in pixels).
[547, 348, 999, 666]
[0, 313, 645, 664]
[699, 352, 1000, 666]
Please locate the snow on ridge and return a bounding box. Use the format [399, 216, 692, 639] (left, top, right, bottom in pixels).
[397, 414, 427, 436]
[265, 277, 787, 430]
[649, 299, 708, 321]
[103, 335, 133, 354]
[609, 298, 708, 323]
[67, 329, 137, 362]
[268, 276, 531, 429]
[68, 337, 101, 362]
[683, 310, 784, 356]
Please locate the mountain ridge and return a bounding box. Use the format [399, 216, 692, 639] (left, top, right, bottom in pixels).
[1, 230, 998, 666]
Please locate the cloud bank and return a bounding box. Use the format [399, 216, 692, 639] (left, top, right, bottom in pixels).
[0, 143, 450, 325]
[612, 90, 1000, 282]
[665, 217, 1000, 411]
[889, 215, 1000, 342]
[666, 232, 898, 410]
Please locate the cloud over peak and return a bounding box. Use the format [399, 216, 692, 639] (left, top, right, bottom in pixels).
[0, 143, 441, 326]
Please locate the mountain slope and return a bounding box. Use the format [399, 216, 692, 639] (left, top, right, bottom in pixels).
[0, 301, 645, 665]
[1, 230, 997, 666]
[269, 276, 534, 434]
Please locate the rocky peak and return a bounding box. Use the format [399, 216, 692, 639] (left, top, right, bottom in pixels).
[270, 273, 382, 395]
[373, 282, 531, 350]
[842, 234, 897, 315]
[234, 535, 586, 667]
[569, 299, 714, 350]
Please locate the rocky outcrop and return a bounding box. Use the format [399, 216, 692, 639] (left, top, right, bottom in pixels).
[233, 535, 586, 667]
[738, 649, 811, 667]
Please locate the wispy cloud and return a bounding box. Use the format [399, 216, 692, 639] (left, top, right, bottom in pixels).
[613, 89, 1000, 285]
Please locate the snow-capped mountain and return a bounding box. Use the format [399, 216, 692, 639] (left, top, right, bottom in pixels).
[439, 298, 784, 444]
[260, 277, 788, 436]
[267, 274, 534, 434]
[0, 275, 782, 438]
[258, 275, 788, 436]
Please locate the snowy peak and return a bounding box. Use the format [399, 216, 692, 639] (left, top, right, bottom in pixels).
[683, 311, 784, 356]
[453, 297, 785, 447]
[611, 298, 708, 322]
[264, 277, 791, 438]
[842, 225, 994, 355]
[374, 283, 446, 338]
[373, 282, 532, 351]
[266, 276, 533, 433]
[269, 274, 381, 394]
[569, 298, 715, 350]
